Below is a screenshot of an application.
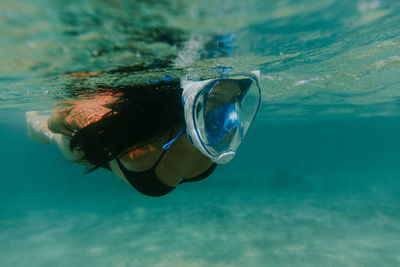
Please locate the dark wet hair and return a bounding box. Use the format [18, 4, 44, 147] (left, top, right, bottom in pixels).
[69, 80, 184, 171]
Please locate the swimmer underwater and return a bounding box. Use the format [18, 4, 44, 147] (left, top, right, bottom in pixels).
[26, 71, 261, 197]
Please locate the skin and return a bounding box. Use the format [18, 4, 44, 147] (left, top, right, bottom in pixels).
[47, 94, 214, 187]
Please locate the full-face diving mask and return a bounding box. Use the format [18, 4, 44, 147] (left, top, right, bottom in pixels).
[181, 70, 261, 164]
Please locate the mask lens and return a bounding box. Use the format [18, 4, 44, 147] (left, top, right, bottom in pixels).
[193, 76, 261, 157]
[205, 102, 240, 146]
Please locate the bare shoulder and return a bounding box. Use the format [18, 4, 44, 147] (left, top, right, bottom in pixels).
[49, 93, 120, 134]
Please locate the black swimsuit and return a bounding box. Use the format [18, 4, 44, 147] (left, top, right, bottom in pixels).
[115, 155, 217, 197]
[105, 131, 217, 197]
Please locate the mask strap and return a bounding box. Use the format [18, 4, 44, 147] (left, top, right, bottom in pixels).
[162, 127, 186, 150]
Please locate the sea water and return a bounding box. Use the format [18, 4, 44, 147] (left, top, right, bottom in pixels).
[1, 0, 400, 266]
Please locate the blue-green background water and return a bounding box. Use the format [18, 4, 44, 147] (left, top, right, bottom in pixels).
[1, 0, 400, 266]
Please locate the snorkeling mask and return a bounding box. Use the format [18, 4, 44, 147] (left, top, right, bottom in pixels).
[180, 70, 261, 164]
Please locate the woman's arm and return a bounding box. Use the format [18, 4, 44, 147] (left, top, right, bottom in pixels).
[47, 107, 75, 136]
[45, 94, 119, 166]
[48, 94, 119, 135]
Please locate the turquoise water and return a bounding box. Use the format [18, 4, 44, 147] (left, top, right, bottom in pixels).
[1, 0, 400, 266]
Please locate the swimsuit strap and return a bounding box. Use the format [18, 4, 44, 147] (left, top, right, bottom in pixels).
[150, 127, 175, 169]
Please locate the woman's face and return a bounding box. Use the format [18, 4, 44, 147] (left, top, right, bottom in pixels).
[202, 80, 243, 144]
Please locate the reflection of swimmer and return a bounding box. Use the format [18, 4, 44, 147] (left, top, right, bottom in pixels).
[26, 72, 261, 197]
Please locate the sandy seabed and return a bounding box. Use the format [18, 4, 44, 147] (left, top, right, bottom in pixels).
[1, 189, 399, 267]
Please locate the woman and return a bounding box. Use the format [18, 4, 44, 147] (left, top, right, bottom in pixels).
[26, 72, 261, 197]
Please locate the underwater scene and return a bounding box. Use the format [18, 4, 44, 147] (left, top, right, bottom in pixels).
[1, 0, 400, 266]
